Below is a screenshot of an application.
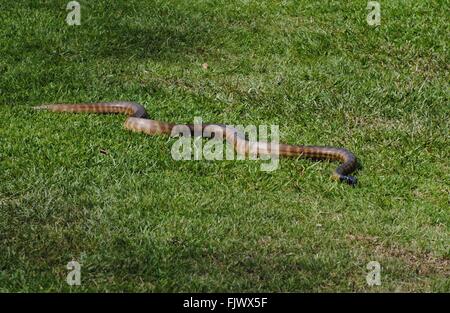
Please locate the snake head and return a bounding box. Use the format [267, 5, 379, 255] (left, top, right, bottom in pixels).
[340, 175, 358, 187]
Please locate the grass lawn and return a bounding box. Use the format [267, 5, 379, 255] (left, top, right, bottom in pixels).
[0, 0, 448, 292]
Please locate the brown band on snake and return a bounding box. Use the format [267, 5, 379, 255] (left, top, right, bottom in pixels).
[34, 101, 358, 185]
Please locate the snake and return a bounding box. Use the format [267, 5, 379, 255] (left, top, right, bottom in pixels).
[34, 101, 358, 186]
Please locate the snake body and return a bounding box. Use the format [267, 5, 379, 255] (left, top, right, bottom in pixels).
[34, 101, 358, 185]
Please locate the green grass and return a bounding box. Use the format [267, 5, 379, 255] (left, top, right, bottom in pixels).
[0, 0, 449, 292]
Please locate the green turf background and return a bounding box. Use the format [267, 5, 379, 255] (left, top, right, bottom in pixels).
[0, 0, 448, 291]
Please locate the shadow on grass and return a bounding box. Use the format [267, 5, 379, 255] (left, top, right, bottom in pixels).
[89, 8, 230, 62]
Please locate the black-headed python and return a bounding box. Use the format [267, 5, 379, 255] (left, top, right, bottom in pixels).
[34, 101, 358, 186]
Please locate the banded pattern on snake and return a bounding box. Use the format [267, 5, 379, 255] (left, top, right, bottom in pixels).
[34, 101, 358, 186]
